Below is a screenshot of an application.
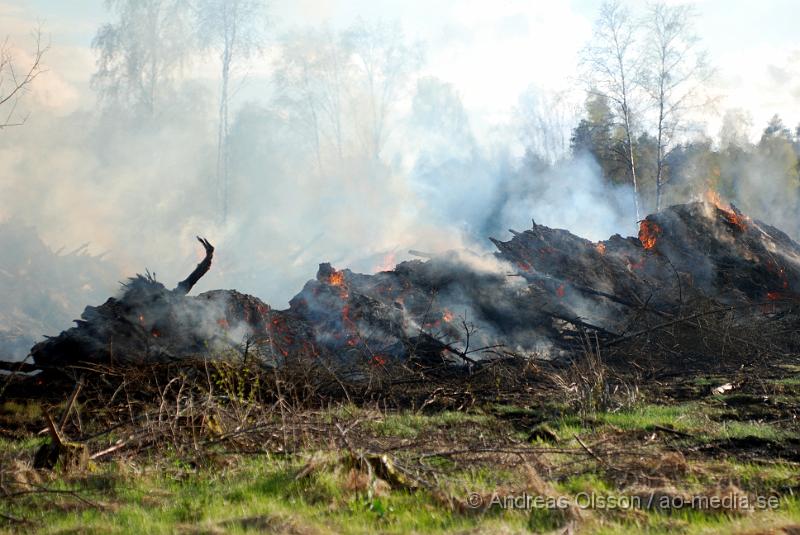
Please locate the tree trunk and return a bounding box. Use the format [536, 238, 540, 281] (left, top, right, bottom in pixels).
[655, 81, 666, 212]
[623, 106, 641, 222]
[217, 9, 236, 222]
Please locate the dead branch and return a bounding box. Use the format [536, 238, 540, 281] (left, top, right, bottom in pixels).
[174, 237, 214, 295]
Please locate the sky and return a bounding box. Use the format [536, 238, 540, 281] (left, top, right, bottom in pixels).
[2, 0, 800, 139]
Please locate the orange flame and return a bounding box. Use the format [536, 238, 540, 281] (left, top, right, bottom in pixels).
[556, 284, 565, 298]
[328, 271, 345, 286]
[705, 190, 748, 231]
[442, 309, 455, 323]
[638, 220, 661, 250]
[595, 242, 606, 255]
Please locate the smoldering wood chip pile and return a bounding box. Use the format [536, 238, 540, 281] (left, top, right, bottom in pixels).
[22, 200, 800, 372]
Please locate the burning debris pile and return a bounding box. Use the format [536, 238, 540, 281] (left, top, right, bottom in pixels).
[22, 198, 800, 371]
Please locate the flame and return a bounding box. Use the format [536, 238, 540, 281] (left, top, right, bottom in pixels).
[556, 284, 565, 298]
[138, 314, 145, 325]
[595, 243, 606, 255]
[217, 318, 229, 330]
[326, 269, 349, 299]
[767, 291, 782, 301]
[442, 309, 454, 323]
[151, 328, 160, 338]
[705, 190, 748, 231]
[371, 355, 387, 366]
[328, 271, 345, 286]
[638, 220, 661, 250]
[705, 189, 724, 208]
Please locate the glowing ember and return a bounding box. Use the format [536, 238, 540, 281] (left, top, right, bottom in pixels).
[767, 291, 782, 301]
[556, 284, 565, 298]
[638, 220, 661, 250]
[626, 257, 646, 271]
[371, 355, 387, 366]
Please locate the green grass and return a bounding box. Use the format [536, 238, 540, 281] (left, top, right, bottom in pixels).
[1, 453, 530, 534]
[3, 398, 799, 534]
[546, 402, 710, 440]
[590, 496, 800, 534]
[716, 420, 792, 441]
[364, 410, 491, 439]
[0, 400, 43, 426]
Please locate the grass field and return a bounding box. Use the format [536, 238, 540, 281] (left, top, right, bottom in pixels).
[1, 355, 799, 534]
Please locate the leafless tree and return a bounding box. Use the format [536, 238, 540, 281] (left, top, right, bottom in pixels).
[273, 27, 351, 174]
[345, 20, 421, 161]
[92, 0, 194, 114]
[640, 1, 711, 210]
[581, 0, 643, 221]
[196, 0, 267, 222]
[516, 87, 581, 164]
[0, 29, 48, 129]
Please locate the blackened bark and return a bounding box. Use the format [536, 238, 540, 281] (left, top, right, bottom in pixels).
[175, 237, 214, 295]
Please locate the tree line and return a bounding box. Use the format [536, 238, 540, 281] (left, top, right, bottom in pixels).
[574, 0, 799, 225]
[6, 1, 795, 235]
[90, 0, 422, 222]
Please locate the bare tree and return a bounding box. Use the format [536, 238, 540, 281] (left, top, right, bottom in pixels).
[581, 0, 643, 221]
[345, 20, 421, 161]
[273, 27, 351, 174]
[516, 87, 581, 164]
[641, 1, 711, 210]
[92, 0, 194, 114]
[196, 0, 267, 222]
[0, 29, 48, 129]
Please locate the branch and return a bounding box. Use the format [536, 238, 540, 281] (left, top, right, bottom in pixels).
[174, 237, 214, 295]
[0, 28, 49, 128]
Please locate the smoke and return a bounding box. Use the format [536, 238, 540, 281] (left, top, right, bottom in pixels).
[0, 12, 638, 361]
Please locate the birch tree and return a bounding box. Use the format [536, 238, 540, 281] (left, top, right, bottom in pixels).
[273, 27, 351, 174]
[92, 0, 194, 114]
[641, 1, 710, 210]
[581, 0, 643, 221]
[345, 20, 421, 161]
[196, 0, 266, 221]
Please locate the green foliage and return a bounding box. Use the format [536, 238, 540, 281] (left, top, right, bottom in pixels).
[570, 101, 800, 227]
